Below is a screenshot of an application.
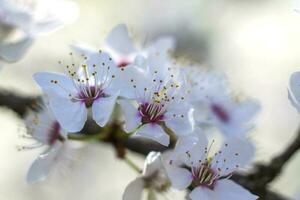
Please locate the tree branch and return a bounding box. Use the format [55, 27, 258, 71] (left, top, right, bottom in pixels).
[0, 90, 38, 117]
[232, 127, 300, 199]
[0, 89, 297, 200]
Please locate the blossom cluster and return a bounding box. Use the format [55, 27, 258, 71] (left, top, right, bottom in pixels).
[2, 1, 300, 198]
[18, 23, 263, 200]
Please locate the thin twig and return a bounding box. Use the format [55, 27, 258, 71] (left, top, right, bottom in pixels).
[124, 156, 142, 173]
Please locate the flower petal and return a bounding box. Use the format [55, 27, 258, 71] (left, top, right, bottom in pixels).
[289, 71, 300, 112]
[84, 51, 118, 87]
[214, 179, 258, 200]
[26, 142, 62, 183]
[49, 95, 87, 132]
[186, 132, 209, 167]
[223, 99, 260, 137]
[146, 36, 175, 57]
[232, 100, 260, 124]
[29, 0, 79, 35]
[189, 186, 214, 200]
[118, 99, 141, 132]
[92, 92, 119, 127]
[122, 178, 145, 200]
[174, 132, 200, 154]
[70, 43, 95, 56]
[164, 105, 194, 136]
[144, 36, 176, 78]
[0, 36, 34, 63]
[288, 90, 300, 112]
[143, 152, 162, 177]
[24, 105, 59, 144]
[104, 24, 136, 55]
[211, 138, 255, 176]
[166, 167, 192, 190]
[33, 72, 77, 98]
[171, 129, 208, 167]
[0, 1, 32, 28]
[136, 123, 170, 146]
[112, 64, 150, 99]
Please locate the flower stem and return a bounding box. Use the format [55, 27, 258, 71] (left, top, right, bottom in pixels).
[124, 156, 142, 173]
[68, 133, 107, 141]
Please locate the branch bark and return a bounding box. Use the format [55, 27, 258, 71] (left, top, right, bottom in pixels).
[0, 89, 297, 200]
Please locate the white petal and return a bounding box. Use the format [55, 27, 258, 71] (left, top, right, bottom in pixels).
[233, 100, 260, 123]
[118, 99, 141, 132]
[0, 2, 32, 28]
[166, 167, 192, 190]
[174, 132, 200, 154]
[24, 105, 58, 144]
[122, 178, 145, 200]
[92, 92, 119, 127]
[84, 51, 118, 85]
[143, 152, 162, 177]
[167, 131, 208, 168]
[136, 123, 170, 146]
[289, 71, 300, 112]
[147, 36, 176, 56]
[70, 43, 95, 56]
[187, 132, 209, 167]
[189, 187, 214, 200]
[214, 179, 258, 200]
[171, 129, 207, 167]
[26, 142, 62, 183]
[212, 138, 255, 176]
[112, 64, 150, 99]
[164, 105, 194, 136]
[225, 100, 260, 137]
[144, 36, 176, 78]
[29, 0, 79, 35]
[49, 95, 87, 132]
[288, 90, 300, 112]
[33, 72, 77, 98]
[104, 24, 136, 55]
[30, 21, 63, 35]
[0, 36, 34, 63]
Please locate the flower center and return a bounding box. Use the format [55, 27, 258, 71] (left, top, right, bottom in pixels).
[77, 86, 106, 107]
[48, 121, 62, 145]
[117, 60, 131, 68]
[211, 103, 230, 123]
[138, 102, 165, 124]
[191, 164, 217, 190]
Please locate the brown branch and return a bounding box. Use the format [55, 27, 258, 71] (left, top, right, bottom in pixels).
[0, 89, 296, 200]
[232, 128, 300, 199]
[0, 90, 39, 117]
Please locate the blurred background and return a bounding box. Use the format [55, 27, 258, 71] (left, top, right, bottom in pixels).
[1, 0, 300, 199]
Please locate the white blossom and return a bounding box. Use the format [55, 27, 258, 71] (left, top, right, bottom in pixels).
[0, 0, 79, 64]
[123, 152, 171, 200]
[22, 105, 76, 183]
[183, 68, 260, 137]
[71, 24, 175, 68]
[118, 58, 194, 146]
[166, 131, 258, 200]
[33, 51, 122, 132]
